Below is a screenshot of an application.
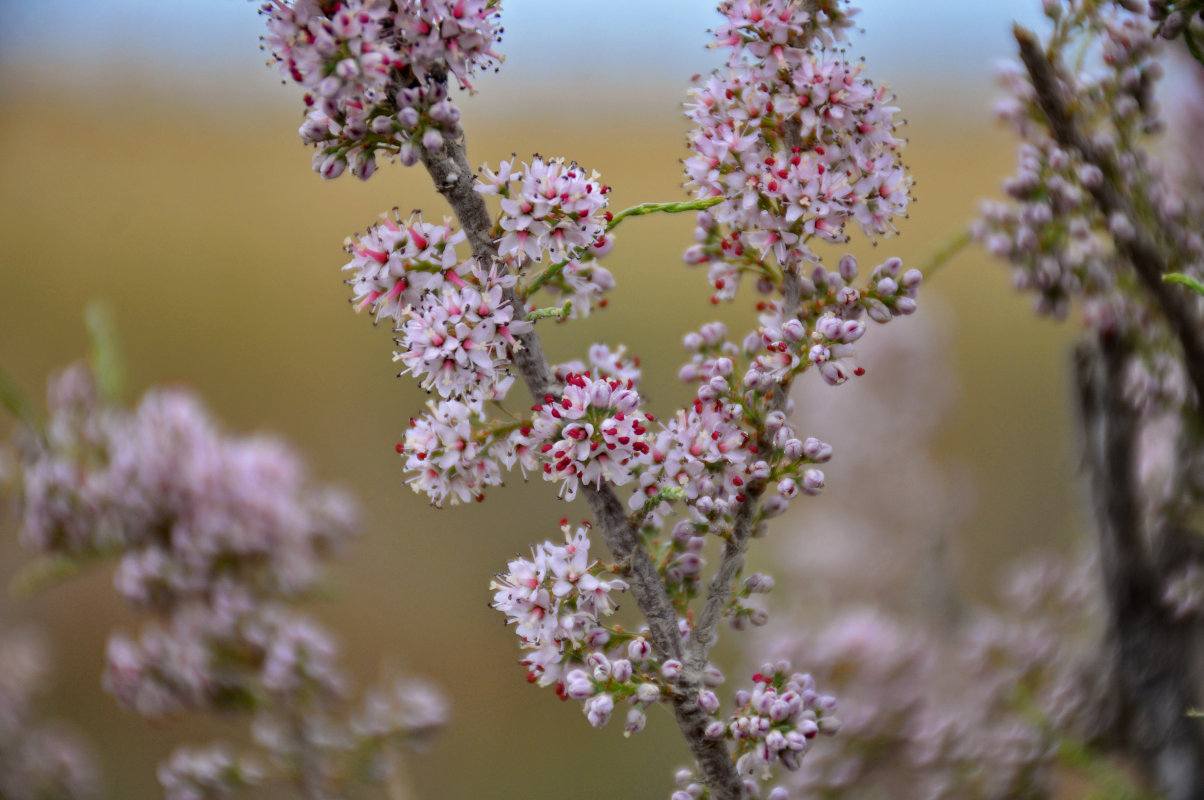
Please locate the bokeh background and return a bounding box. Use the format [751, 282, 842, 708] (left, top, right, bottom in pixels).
[0, 2, 1091, 798]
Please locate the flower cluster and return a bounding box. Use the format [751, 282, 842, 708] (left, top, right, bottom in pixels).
[8, 363, 447, 799]
[394, 268, 530, 399]
[343, 211, 468, 323]
[684, 0, 910, 296]
[530, 373, 651, 501]
[491, 526, 622, 680]
[260, 0, 503, 178]
[476, 156, 612, 265]
[492, 523, 731, 736]
[402, 398, 521, 505]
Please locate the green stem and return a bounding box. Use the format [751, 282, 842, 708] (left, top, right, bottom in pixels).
[920, 227, 974, 282]
[1164, 272, 1204, 297]
[522, 198, 724, 299]
[606, 197, 724, 232]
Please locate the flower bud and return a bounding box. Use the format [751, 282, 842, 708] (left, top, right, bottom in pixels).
[838, 253, 859, 282]
[636, 682, 661, 703]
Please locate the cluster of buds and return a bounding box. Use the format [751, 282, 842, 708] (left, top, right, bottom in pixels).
[672, 664, 838, 800]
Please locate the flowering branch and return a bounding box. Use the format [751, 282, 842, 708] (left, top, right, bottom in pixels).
[260, 2, 922, 798]
[415, 126, 748, 796]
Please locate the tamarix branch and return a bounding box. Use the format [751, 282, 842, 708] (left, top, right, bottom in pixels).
[259, 2, 920, 798]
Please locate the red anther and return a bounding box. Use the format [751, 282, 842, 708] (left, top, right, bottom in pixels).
[711, 431, 721, 440]
[540, 443, 554, 453]
[854, 367, 866, 376]
[395, 443, 405, 453]
[614, 412, 625, 421]
[732, 476, 744, 486]
[736, 493, 747, 502]
[560, 517, 569, 526]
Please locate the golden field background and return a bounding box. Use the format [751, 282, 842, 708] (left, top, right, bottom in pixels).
[0, 45, 1084, 800]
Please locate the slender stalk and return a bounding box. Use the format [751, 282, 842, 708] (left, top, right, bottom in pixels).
[606, 198, 725, 231]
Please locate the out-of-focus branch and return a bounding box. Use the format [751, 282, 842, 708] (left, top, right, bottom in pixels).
[418, 126, 747, 800]
[1075, 337, 1204, 800]
[1016, 25, 1204, 405]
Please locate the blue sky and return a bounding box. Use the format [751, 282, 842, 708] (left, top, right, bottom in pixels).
[1, 1, 1048, 110]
